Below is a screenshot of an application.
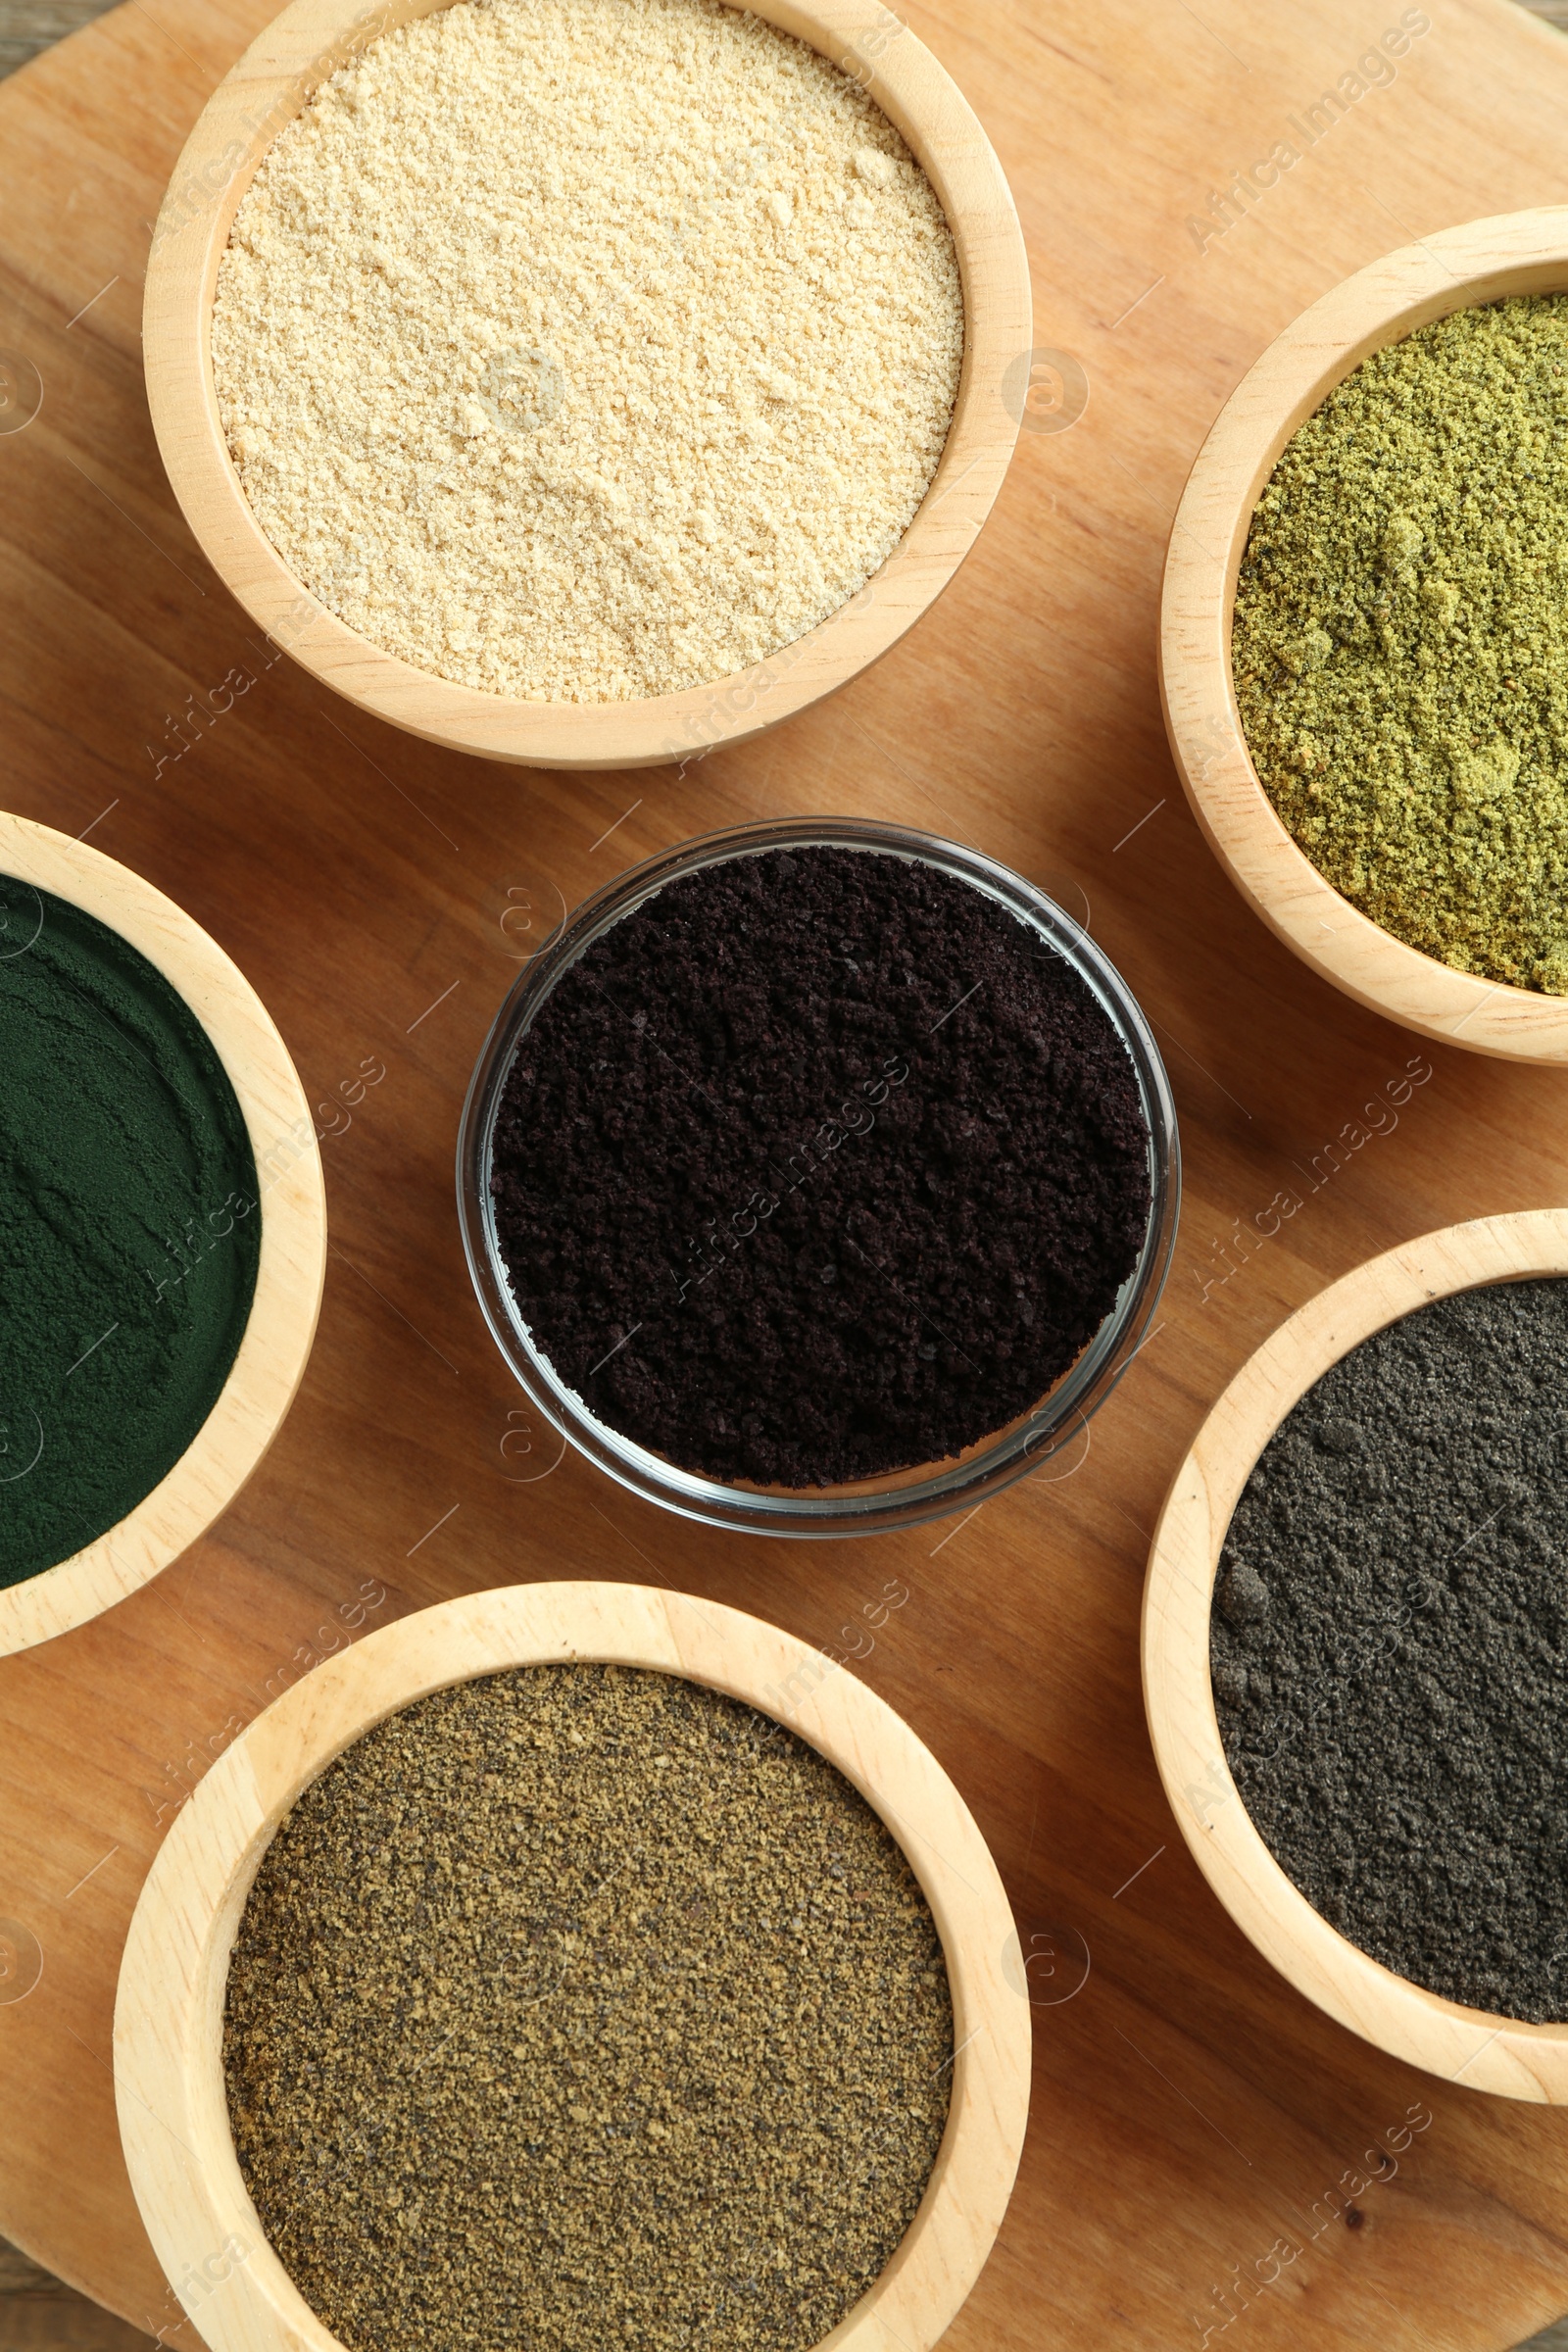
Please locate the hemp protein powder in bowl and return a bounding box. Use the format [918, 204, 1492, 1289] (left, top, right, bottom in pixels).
[210, 0, 965, 705]
[1233, 292, 1568, 994]
[483, 843, 1155, 1491]
[0, 874, 260, 1586]
[223, 1662, 954, 2352]
[1211, 1277, 1568, 2024]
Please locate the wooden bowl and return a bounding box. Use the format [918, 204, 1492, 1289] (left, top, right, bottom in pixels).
[141, 0, 1032, 773]
[1143, 1209, 1568, 2101]
[0, 810, 326, 1657]
[1160, 206, 1568, 1062]
[114, 1582, 1031, 2351]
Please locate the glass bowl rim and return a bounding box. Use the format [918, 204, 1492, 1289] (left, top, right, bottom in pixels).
[456, 815, 1181, 1538]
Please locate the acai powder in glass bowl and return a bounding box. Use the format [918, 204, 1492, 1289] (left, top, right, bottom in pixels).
[458, 818, 1179, 1538]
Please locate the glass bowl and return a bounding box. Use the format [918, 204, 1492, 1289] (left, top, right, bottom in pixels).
[457, 817, 1180, 1538]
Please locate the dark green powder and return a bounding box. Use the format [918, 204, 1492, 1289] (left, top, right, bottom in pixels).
[0, 872, 261, 1584]
[224, 1664, 953, 2352]
[1233, 293, 1568, 991]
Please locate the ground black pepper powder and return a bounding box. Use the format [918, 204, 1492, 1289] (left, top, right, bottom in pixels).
[224, 1664, 954, 2352]
[488, 846, 1152, 1485]
[1211, 1278, 1568, 2022]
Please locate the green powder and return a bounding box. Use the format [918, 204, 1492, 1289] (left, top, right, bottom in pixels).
[0, 873, 261, 1585]
[1233, 292, 1568, 991]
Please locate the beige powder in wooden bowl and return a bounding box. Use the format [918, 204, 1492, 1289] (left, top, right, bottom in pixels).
[211, 0, 965, 704]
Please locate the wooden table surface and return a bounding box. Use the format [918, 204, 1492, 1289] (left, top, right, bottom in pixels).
[11, 0, 1568, 2348]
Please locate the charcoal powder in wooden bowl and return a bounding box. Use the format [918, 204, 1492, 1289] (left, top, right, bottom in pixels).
[223, 1662, 954, 2352]
[485, 841, 1155, 1490]
[1211, 1276, 1568, 2024]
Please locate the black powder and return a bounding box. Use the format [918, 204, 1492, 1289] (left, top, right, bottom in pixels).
[488, 846, 1152, 1485]
[224, 1664, 953, 2352]
[1211, 1278, 1568, 2022]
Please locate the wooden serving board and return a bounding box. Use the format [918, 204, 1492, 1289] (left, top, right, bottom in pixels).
[5, 1, 1568, 2347]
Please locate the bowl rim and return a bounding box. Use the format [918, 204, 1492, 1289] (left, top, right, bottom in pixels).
[456, 815, 1181, 1539]
[140, 0, 1032, 771]
[113, 1579, 1032, 2352]
[1159, 204, 1568, 1063]
[0, 810, 326, 1656]
[1142, 1207, 1568, 2102]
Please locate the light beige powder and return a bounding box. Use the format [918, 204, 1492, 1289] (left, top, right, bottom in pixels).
[212, 0, 964, 704]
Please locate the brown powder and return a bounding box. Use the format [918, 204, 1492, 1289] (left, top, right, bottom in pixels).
[224, 1663, 954, 2352]
[212, 0, 964, 704]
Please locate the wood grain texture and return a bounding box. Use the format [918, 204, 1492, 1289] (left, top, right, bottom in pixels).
[0, 811, 327, 1655]
[0, 0, 116, 79]
[1160, 207, 1568, 1064]
[0, 2235, 153, 2350]
[1144, 1212, 1568, 2103]
[14, 0, 1568, 2349]
[140, 0, 1031, 770]
[114, 1584, 1029, 2352]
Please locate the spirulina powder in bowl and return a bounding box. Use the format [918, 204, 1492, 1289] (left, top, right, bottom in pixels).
[224, 1664, 954, 2352]
[0, 874, 259, 1584]
[1212, 1277, 1568, 2022]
